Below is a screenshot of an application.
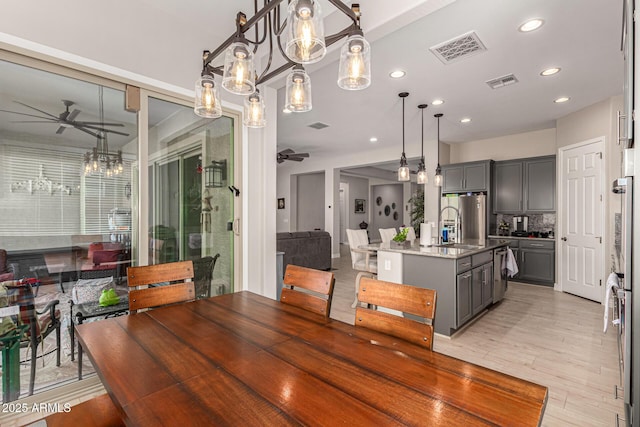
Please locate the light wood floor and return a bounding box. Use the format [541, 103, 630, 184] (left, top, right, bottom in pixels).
[331, 244, 624, 427]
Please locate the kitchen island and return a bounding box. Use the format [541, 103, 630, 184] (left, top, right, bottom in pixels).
[361, 239, 510, 337]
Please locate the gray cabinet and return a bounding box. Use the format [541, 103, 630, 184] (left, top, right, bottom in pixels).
[519, 240, 555, 284]
[524, 157, 556, 212]
[493, 161, 523, 212]
[493, 156, 555, 213]
[457, 250, 493, 325]
[456, 270, 473, 325]
[442, 161, 491, 193]
[504, 239, 555, 285]
[481, 262, 493, 307]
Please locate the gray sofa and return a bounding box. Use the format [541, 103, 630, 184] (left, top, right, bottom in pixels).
[276, 231, 331, 272]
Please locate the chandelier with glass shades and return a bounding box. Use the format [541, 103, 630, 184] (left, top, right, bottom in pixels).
[83, 87, 124, 177]
[193, 1, 371, 127]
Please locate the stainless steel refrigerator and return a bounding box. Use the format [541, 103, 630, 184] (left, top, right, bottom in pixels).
[458, 194, 486, 245]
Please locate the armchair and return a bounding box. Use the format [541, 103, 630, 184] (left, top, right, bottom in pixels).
[0, 249, 18, 281]
[346, 229, 378, 308]
[3, 279, 61, 396]
[78, 242, 130, 284]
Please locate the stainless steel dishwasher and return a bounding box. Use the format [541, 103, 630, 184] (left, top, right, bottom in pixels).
[493, 247, 508, 302]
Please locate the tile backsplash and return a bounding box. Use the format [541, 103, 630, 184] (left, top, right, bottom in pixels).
[495, 213, 556, 234]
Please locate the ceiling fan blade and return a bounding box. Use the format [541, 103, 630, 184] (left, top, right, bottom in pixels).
[72, 126, 100, 138]
[278, 148, 295, 155]
[66, 109, 81, 121]
[13, 101, 60, 120]
[81, 124, 129, 136]
[75, 121, 125, 127]
[277, 158, 285, 164]
[288, 157, 305, 162]
[0, 110, 58, 121]
[56, 126, 66, 134]
[292, 153, 309, 158]
[9, 120, 59, 123]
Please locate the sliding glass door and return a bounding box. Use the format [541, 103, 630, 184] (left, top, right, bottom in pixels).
[147, 96, 236, 296]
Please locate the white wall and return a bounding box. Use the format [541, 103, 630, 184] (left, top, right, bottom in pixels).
[448, 128, 557, 163]
[340, 175, 370, 230]
[370, 184, 405, 241]
[556, 95, 624, 295]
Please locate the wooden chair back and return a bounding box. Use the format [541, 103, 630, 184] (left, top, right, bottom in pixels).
[127, 260, 195, 313]
[355, 277, 437, 350]
[281, 264, 335, 317]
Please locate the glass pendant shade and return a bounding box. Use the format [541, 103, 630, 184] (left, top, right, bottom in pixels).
[285, 0, 326, 64]
[244, 91, 266, 128]
[285, 67, 312, 112]
[337, 33, 371, 90]
[194, 74, 222, 118]
[222, 40, 255, 95]
[398, 155, 410, 182]
[416, 162, 428, 184]
[434, 165, 443, 187]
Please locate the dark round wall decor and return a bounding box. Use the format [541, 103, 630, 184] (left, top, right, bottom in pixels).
[376, 196, 382, 206]
[393, 212, 399, 220]
[384, 205, 391, 216]
[392, 202, 396, 209]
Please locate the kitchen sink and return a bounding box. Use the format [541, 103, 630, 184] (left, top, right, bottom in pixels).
[432, 243, 483, 250]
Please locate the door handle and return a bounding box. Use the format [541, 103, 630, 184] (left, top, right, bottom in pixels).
[561, 237, 567, 241]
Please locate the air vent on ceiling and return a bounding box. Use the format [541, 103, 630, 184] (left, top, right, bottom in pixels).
[430, 31, 487, 64]
[308, 122, 329, 130]
[486, 74, 519, 89]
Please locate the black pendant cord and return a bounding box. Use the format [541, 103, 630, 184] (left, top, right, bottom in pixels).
[421, 107, 424, 159]
[402, 96, 406, 155]
[435, 113, 443, 168]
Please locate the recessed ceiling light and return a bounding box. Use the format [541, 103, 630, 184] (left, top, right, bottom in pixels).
[431, 99, 444, 106]
[554, 96, 570, 103]
[460, 118, 472, 123]
[369, 137, 378, 143]
[282, 107, 292, 114]
[540, 67, 561, 76]
[389, 70, 406, 79]
[519, 18, 544, 32]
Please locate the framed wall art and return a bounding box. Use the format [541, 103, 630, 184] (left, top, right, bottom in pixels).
[354, 199, 366, 213]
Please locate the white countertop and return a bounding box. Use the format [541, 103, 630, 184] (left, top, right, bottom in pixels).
[360, 239, 510, 259]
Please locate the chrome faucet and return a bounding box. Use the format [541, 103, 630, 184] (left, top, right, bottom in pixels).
[439, 206, 461, 243]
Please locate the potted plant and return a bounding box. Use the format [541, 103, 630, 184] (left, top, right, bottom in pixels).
[391, 227, 411, 248]
[408, 188, 424, 234]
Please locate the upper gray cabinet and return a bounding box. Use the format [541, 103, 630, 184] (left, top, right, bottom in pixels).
[441, 160, 492, 193]
[493, 156, 556, 213]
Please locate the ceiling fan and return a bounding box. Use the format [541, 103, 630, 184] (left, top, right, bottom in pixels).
[0, 99, 129, 138]
[277, 148, 309, 164]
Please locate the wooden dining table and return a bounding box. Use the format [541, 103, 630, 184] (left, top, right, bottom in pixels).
[76, 291, 548, 426]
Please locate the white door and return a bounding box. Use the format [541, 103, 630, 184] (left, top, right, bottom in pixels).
[559, 138, 604, 302]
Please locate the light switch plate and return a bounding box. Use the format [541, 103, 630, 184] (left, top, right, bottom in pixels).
[385, 259, 391, 270]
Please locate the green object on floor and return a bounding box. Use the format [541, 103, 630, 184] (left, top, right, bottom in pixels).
[99, 288, 120, 307]
[0, 325, 27, 402]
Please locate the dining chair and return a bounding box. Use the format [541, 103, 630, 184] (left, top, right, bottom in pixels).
[3, 279, 61, 395]
[403, 226, 417, 242]
[127, 260, 195, 313]
[192, 254, 220, 299]
[281, 264, 335, 317]
[378, 227, 397, 243]
[346, 229, 377, 308]
[355, 277, 437, 350]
